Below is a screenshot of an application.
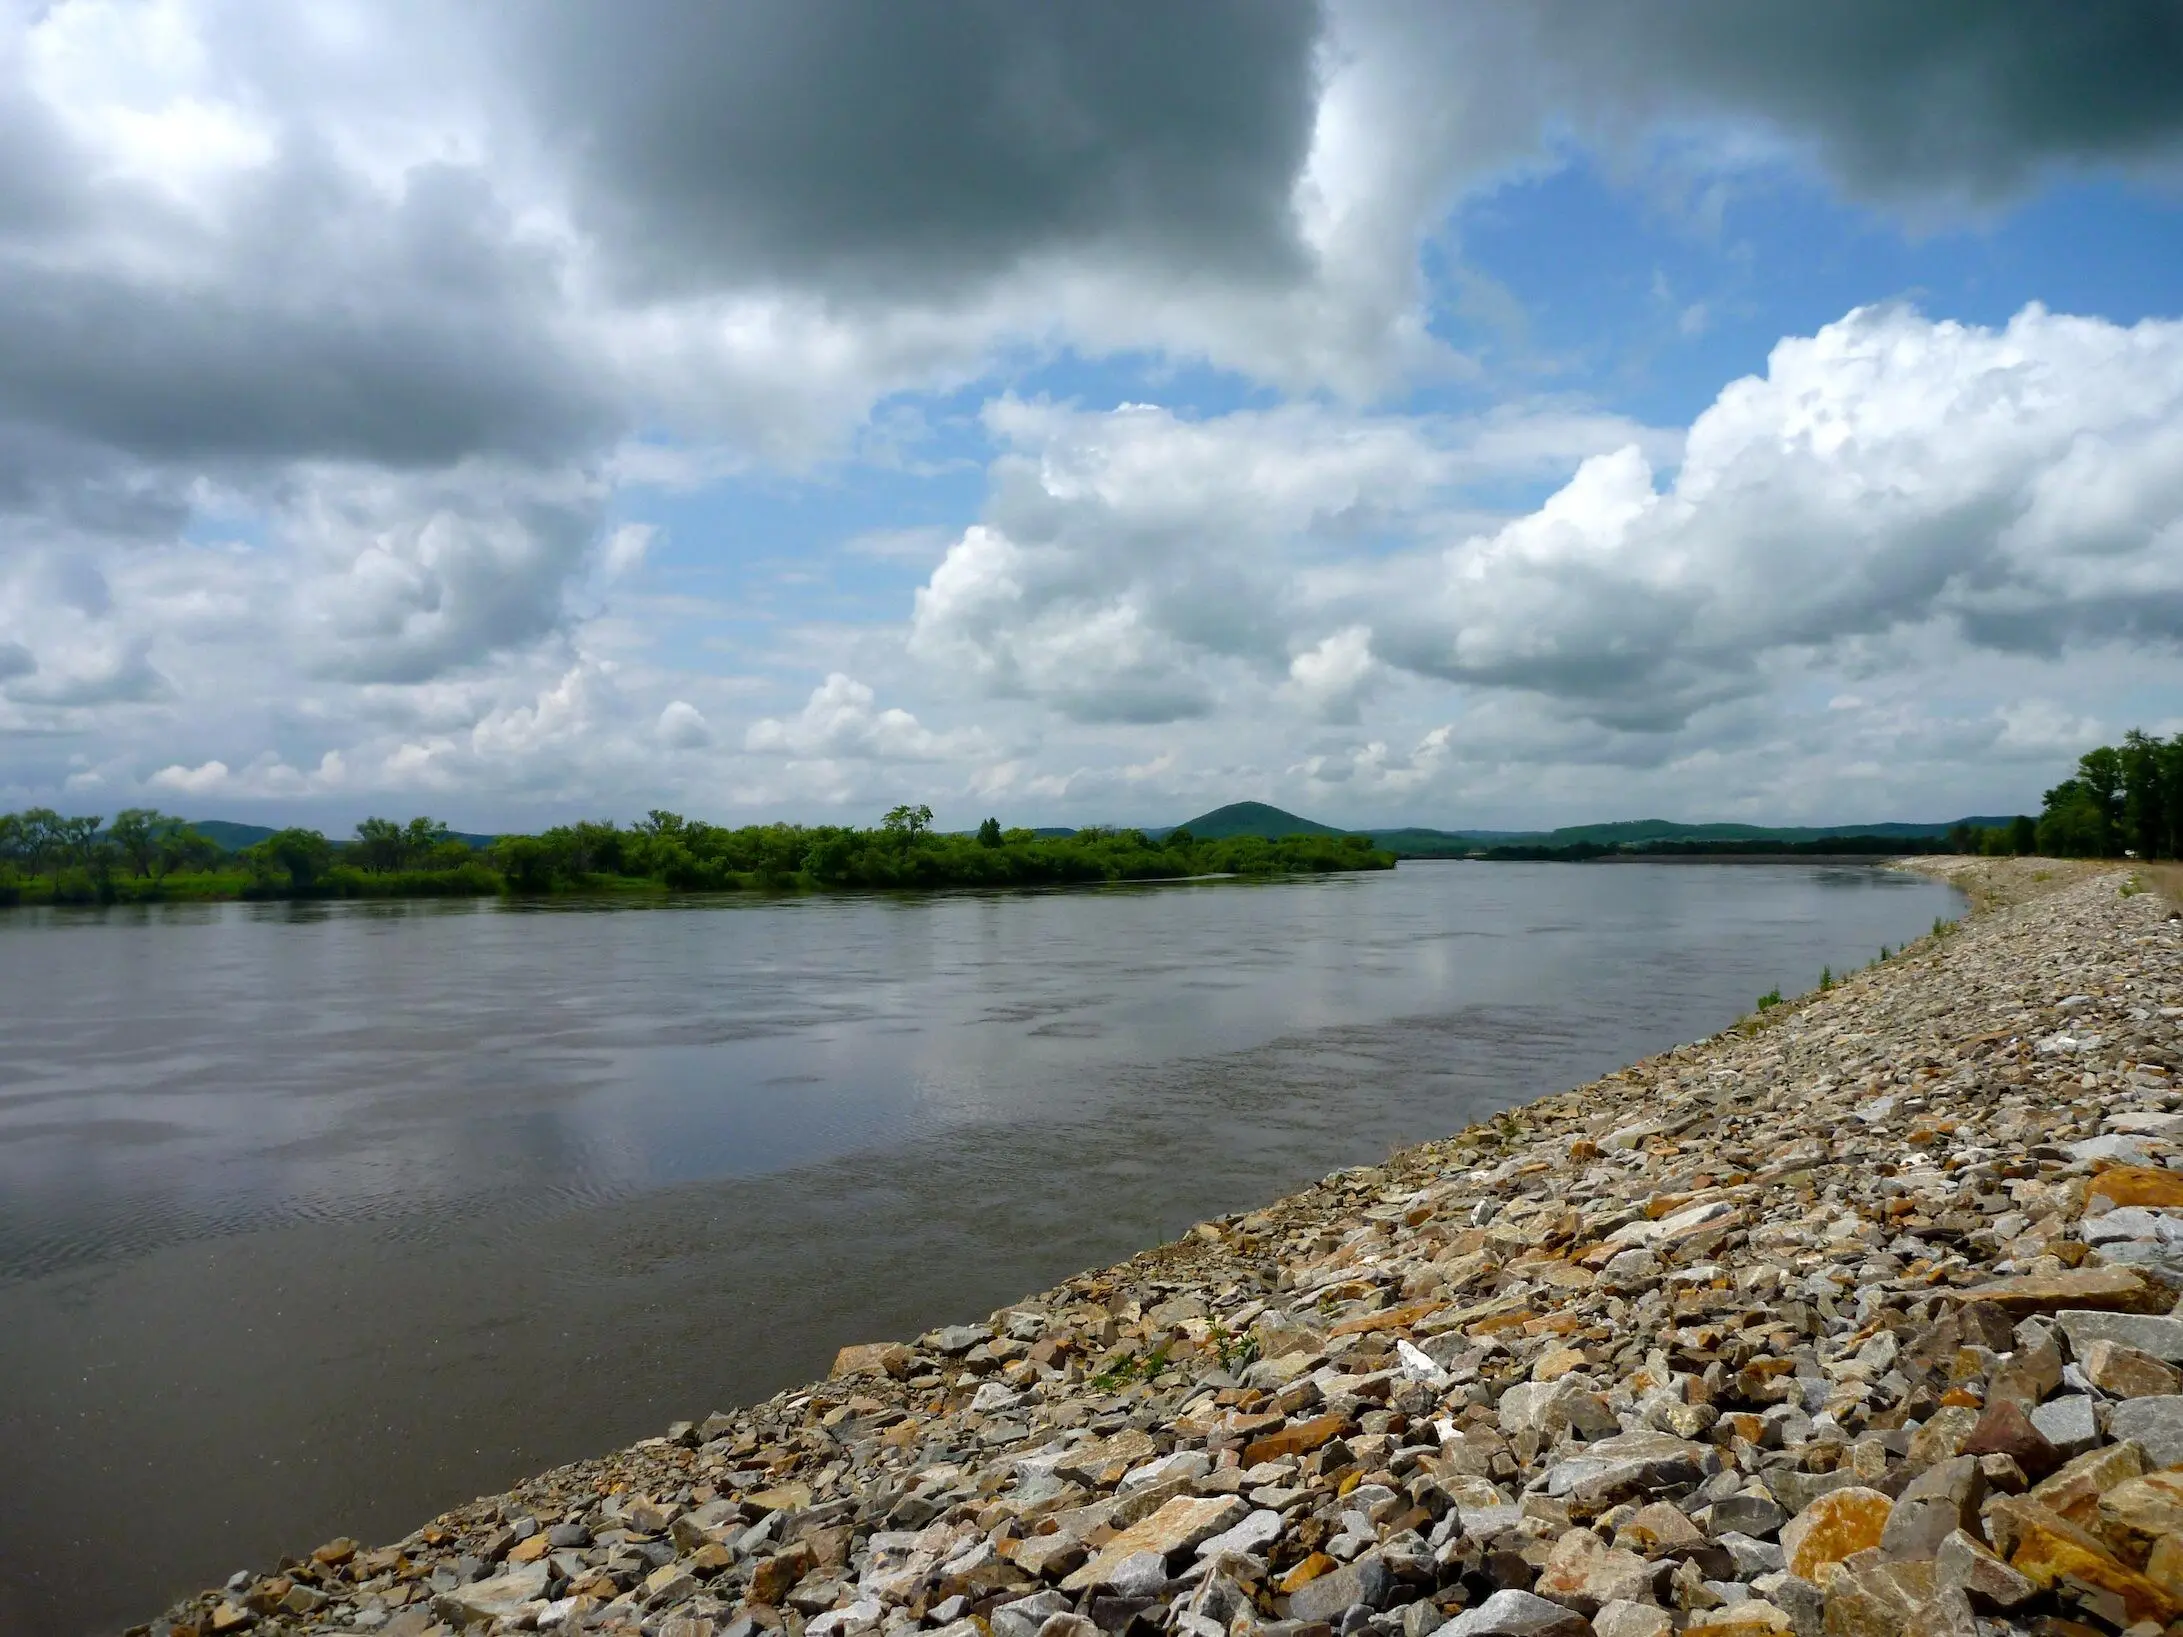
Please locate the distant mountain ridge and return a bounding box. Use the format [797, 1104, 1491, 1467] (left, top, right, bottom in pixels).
[1165, 803, 2024, 855]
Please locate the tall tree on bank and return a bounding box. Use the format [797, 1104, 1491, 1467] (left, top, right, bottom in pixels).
[109, 810, 214, 880]
[2040, 730, 2183, 858]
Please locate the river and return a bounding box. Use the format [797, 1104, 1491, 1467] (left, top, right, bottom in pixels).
[0, 860, 1961, 1633]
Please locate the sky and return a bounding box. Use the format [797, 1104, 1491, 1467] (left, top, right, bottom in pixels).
[2, 2, 2183, 833]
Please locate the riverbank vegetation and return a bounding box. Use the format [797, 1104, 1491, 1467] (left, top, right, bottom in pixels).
[0, 805, 1392, 905]
[2031, 730, 2183, 859]
[490, 809, 1390, 892]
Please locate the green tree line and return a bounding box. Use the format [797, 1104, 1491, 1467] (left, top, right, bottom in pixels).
[2031, 730, 2183, 858]
[490, 808, 1392, 892]
[0, 808, 501, 905]
[0, 806, 1392, 905]
[0, 807, 224, 901]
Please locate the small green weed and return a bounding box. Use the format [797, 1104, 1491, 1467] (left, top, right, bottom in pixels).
[1755, 988, 1782, 1012]
[1208, 1325, 1259, 1375]
[1088, 1342, 1171, 1391]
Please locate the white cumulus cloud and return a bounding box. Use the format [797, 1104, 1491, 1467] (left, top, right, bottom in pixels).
[745, 673, 984, 763]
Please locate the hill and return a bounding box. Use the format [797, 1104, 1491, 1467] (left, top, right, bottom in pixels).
[1173, 801, 1349, 840]
[1357, 815, 2031, 858]
[1531, 816, 2021, 846]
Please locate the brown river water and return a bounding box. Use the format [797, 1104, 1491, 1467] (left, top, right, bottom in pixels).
[0, 860, 1963, 1634]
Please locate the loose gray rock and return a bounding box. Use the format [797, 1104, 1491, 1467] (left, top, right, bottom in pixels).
[2106, 1395, 2183, 1468]
[2028, 1393, 2100, 1457]
[1879, 1456, 1985, 1561]
[2057, 1309, 2183, 1363]
[1287, 1553, 1395, 1623]
[993, 1591, 1073, 1637]
[1703, 1493, 1785, 1540]
[1443, 1589, 1591, 1637]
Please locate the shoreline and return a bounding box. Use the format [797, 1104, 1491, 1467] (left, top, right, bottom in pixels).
[139, 857, 2183, 1637]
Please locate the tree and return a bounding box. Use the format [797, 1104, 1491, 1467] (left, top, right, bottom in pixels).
[976, 816, 1003, 848]
[352, 817, 406, 873]
[881, 803, 933, 850]
[2078, 745, 2123, 847]
[2121, 730, 2175, 861]
[12, 808, 60, 885]
[491, 834, 556, 892]
[109, 809, 184, 877]
[2038, 779, 2108, 857]
[403, 816, 450, 862]
[2008, 814, 2038, 856]
[353, 816, 452, 872]
[30, 812, 102, 887]
[159, 826, 222, 877]
[250, 828, 334, 889]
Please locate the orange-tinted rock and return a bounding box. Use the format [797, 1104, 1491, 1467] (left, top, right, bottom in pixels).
[1243, 1410, 1351, 1465]
[1905, 1404, 1981, 1468]
[1616, 1500, 1707, 1556]
[1781, 1486, 1894, 1581]
[1327, 1300, 1442, 1337]
[1053, 1428, 1159, 1485]
[1277, 1552, 1338, 1593]
[743, 1483, 813, 1515]
[506, 1533, 552, 1565]
[1955, 1266, 2171, 1317]
[2147, 1534, 2183, 1600]
[1533, 1345, 1588, 1382]
[747, 1545, 815, 1606]
[2003, 1498, 2181, 1626]
[2097, 1470, 2183, 1555]
[830, 1341, 911, 1379]
[2029, 1441, 2147, 1529]
[1062, 1495, 1249, 1591]
[2088, 1166, 2183, 1211]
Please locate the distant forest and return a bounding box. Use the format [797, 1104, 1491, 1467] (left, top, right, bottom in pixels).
[0, 804, 1391, 905]
[1, 730, 2170, 905]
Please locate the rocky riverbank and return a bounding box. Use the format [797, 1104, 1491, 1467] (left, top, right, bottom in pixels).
[141, 858, 2183, 1637]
